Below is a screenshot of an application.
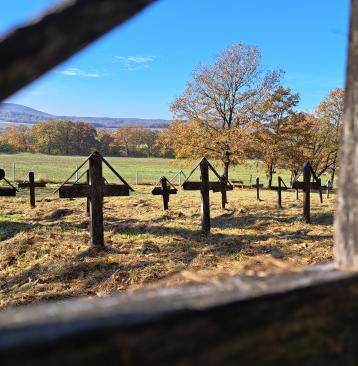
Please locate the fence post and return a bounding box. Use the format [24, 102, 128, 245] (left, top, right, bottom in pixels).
[12, 162, 15, 182]
[135, 170, 139, 185]
[179, 171, 182, 186]
[256, 177, 260, 201]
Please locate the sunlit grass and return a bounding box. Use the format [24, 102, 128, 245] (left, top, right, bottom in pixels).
[0, 185, 334, 310]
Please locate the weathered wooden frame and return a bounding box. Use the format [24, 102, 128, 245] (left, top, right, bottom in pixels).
[0, 0, 356, 364]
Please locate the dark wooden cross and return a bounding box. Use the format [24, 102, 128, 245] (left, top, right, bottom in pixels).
[18, 172, 46, 208]
[253, 177, 262, 201]
[152, 176, 177, 210]
[54, 151, 134, 247]
[292, 161, 323, 223]
[270, 176, 288, 208]
[0, 168, 18, 196]
[182, 157, 233, 233]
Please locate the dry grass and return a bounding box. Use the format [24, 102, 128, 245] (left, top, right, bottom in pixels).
[0, 186, 334, 310]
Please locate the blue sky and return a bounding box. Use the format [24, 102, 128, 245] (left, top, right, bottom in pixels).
[0, 0, 350, 119]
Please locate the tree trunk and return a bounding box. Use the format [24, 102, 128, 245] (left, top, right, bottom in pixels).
[330, 157, 337, 187]
[222, 151, 230, 180]
[223, 161, 230, 180]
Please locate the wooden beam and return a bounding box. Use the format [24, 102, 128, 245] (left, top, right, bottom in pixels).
[152, 188, 177, 196]
[183, 182, 233, 192]
[103, 184, 130, 197]
[0, 0, 156, 101]
[59, 184, 90, 198]
[29, 172, 35, 208]
[335, 0, 357, 269]
[200, 158, 210, 233]
[0, 188, 16, 196]
[18, 182, 46, 188]
[292, 181, 321, 190]
[303, 162, 311, 224]
[2, 264, 358, 365]
[89, 152, 104, 247]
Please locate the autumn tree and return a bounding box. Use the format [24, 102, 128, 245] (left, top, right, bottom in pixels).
[113, 125, 147, 156]
[31, 120, 97, 155]
[254, 86, 300, 187]
[5, 125, 32, 152]
[168, 43, 281, 178]
[315, 88, 344, 184]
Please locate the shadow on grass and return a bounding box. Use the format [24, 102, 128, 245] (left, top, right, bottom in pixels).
[0, 221, 33, 241]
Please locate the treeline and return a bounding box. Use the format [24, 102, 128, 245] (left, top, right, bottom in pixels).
[0, 121, 173, 158]
[158, 43, 344, 185]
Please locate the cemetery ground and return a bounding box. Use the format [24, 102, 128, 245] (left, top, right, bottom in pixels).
[0, 185, 334, 310]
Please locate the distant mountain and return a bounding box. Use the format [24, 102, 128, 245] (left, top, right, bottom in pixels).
[0, 103, 171, 129]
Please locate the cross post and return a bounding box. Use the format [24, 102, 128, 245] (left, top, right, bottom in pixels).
[56, 151, 133, 248]
[18, 172, 46, 208]
[151, 176, 177, 210]
[200, 158, 210, 233]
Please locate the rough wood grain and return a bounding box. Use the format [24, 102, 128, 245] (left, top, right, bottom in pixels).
[0, 0, 156, 101]
[335, 0, 358, 269]
[89, 152, 104, 247]
[1, 264, 358, 365]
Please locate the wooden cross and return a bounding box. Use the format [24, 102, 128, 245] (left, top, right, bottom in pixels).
[182, 157, 233, 233]
[54, 151, 134, 247]
[270, 176, 288, 208]
[18, 172, 46, 208]
[292, 161, 323, 223]
[252, 177, 261, 201]
[152, 176, 178, 210]
[0, 168, 18, 196]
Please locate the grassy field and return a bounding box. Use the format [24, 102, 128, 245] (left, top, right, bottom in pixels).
[0, 152, 332, 186]
[0, 185, 334, 310]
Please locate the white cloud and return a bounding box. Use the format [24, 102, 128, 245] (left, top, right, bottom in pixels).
[59, 68, 102, 78]
[114, 55, 163, 71]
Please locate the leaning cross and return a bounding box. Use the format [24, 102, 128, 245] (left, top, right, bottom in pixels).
[0, 169, 18, 196]
[182, 157, 233, 233]
[152, 176, 177, 210]
[18, 172, 46, 208]
[292, 161, 323, 223]
[54, 151, 134, 247]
